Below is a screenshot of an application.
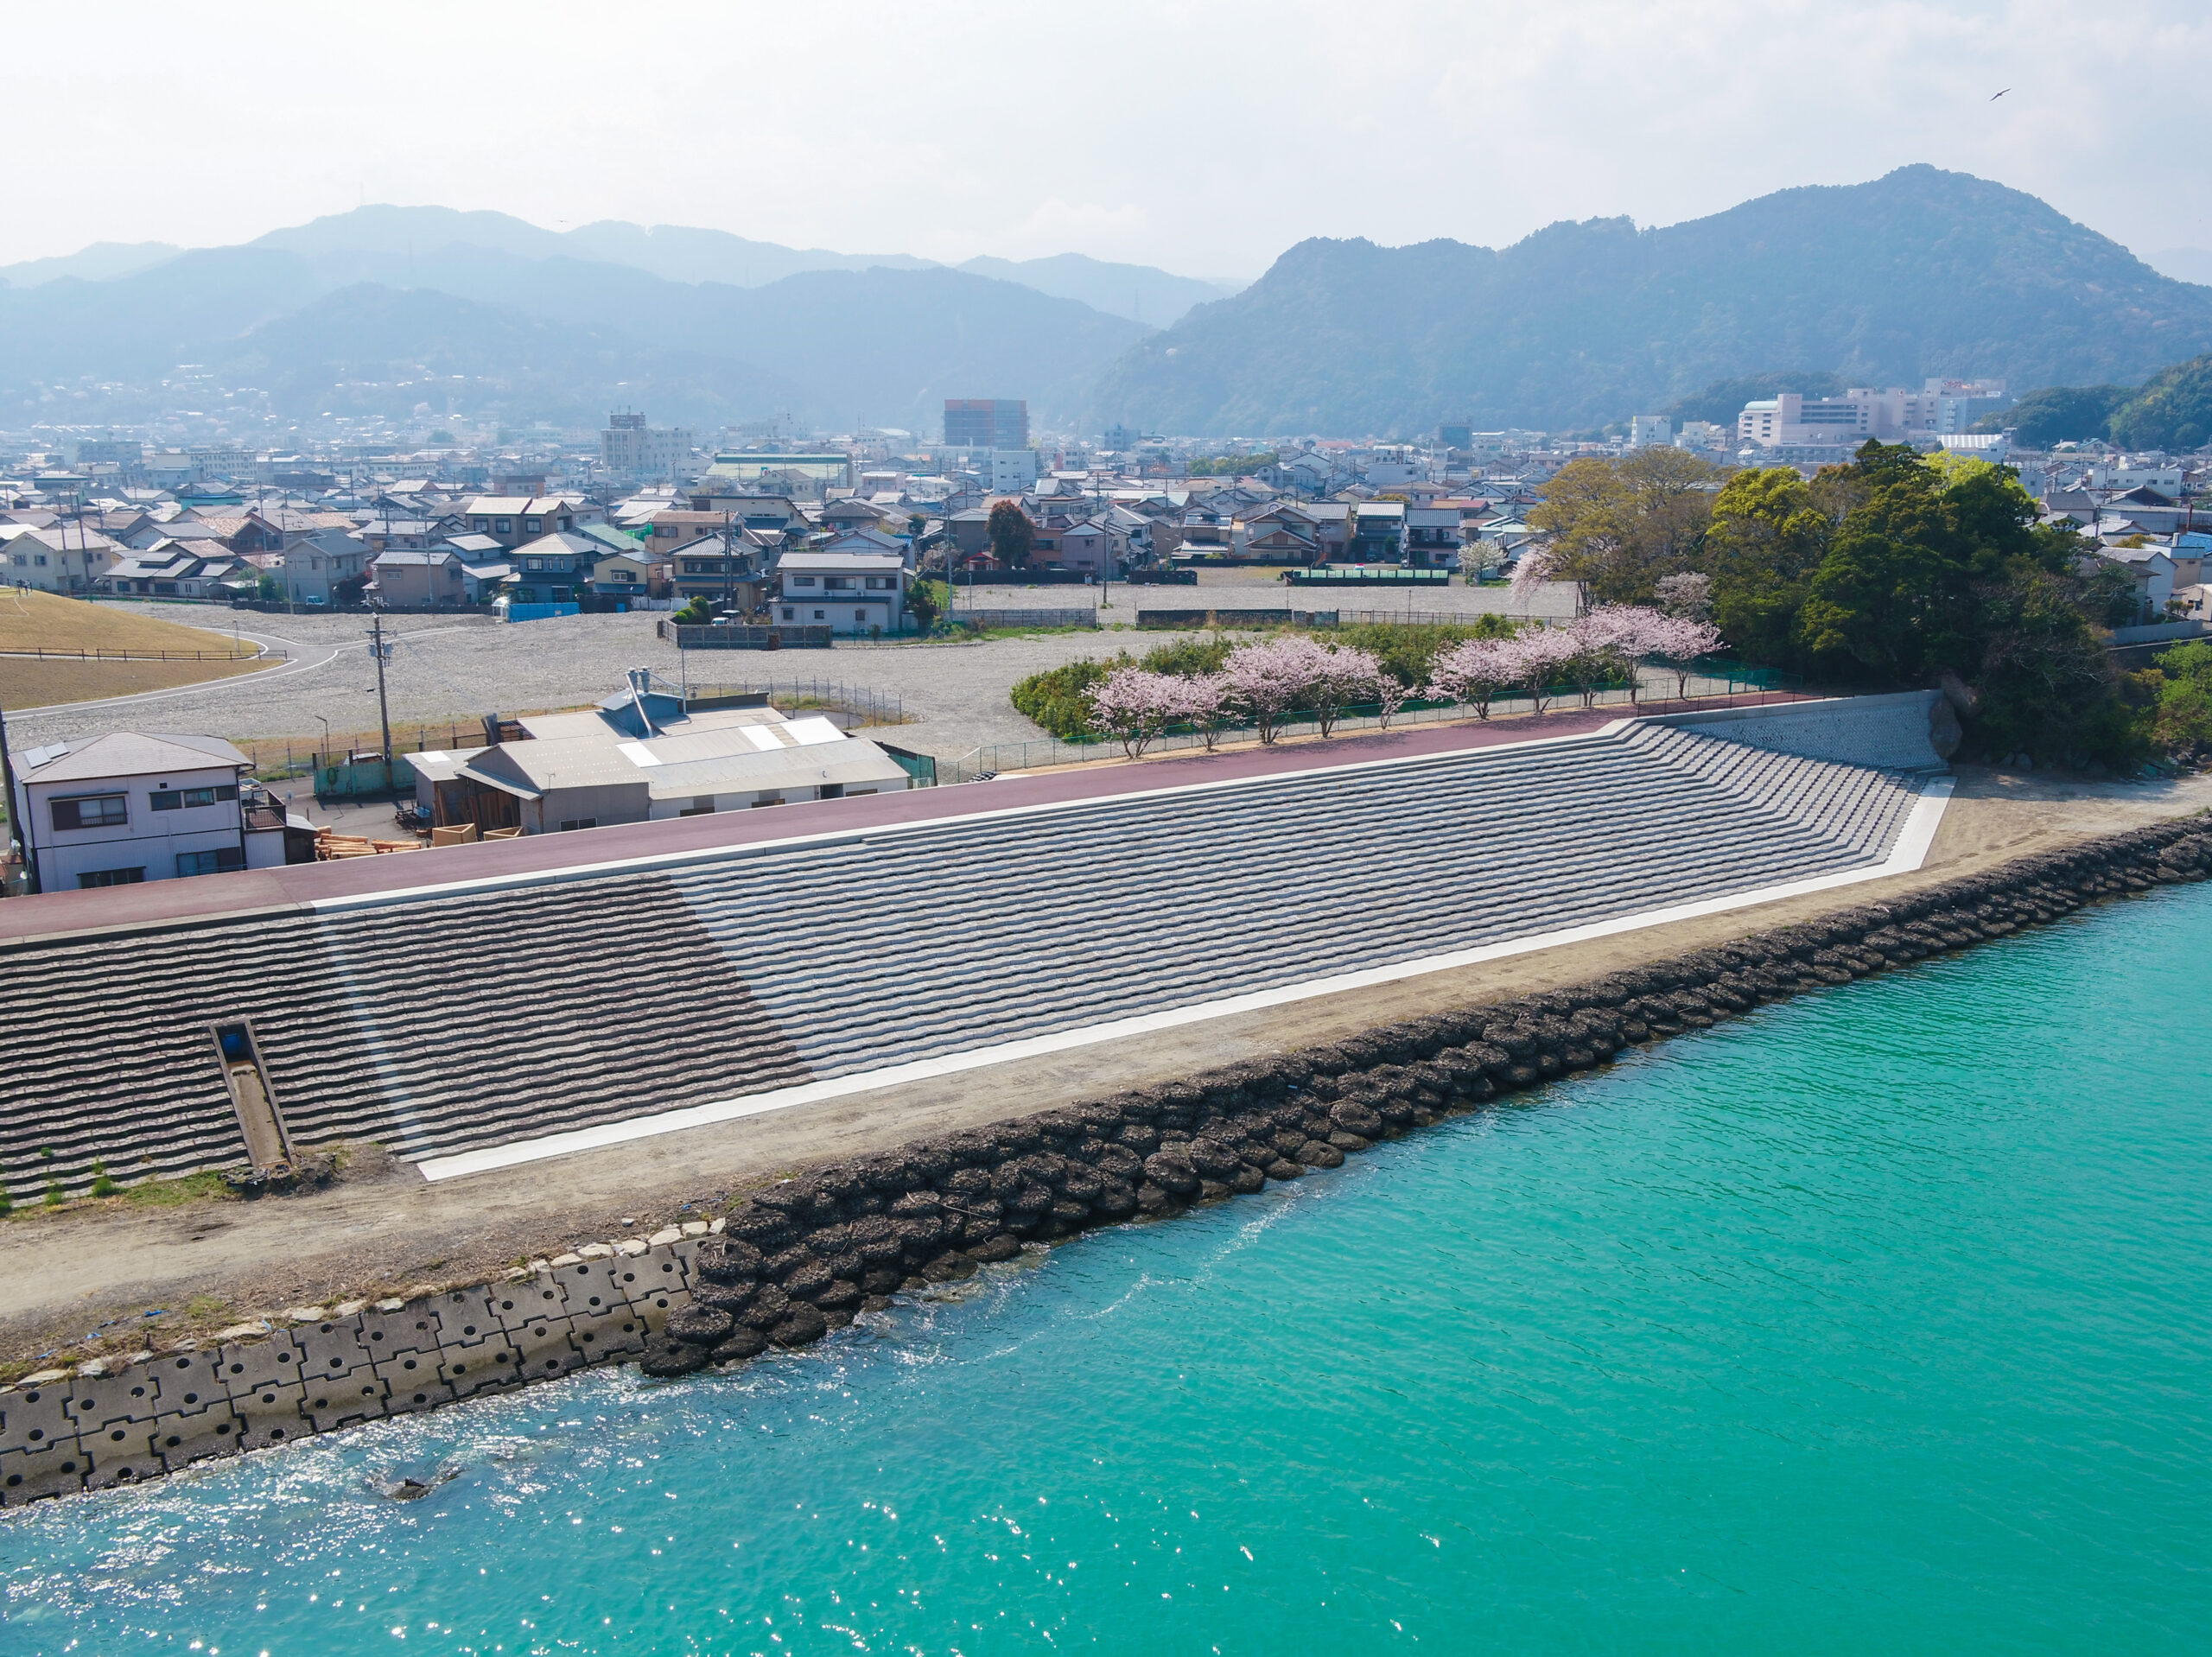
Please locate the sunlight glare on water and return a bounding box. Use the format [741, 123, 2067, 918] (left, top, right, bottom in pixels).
[4, 883, 2209, 1654]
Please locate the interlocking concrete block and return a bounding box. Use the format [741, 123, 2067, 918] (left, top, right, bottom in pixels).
[1, 1379, 82, 1456]
[508, 1317, 591, 1382]
[439, 1339, 523, 1400]
[618, 1250, 690, 1328]
[141, 1350, 232, 1422]
[358, 1303, 443, 1365]
[549, 1259, 630, 1322]
[83, 1439, 161, 1491]
[213, 1338, 307, 1401]
[0, 1438, 93, 1505]
[294, 1317, 377, 1389]
[153, 1411, 245, 1474]
[299, 1365, 391, 1433]
[235, 1382, 312, 1451]
[492, 1277, 568, 1335]
[377, 1375, 454, 1417]
[372, 1343, 449, 1414]
[424, 1288, 505, 1349]
[60, 1367, 162, 1441]
[563, 1304, 647, 1363]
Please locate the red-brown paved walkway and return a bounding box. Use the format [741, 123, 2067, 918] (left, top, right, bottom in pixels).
[0, 695, 1807, 948]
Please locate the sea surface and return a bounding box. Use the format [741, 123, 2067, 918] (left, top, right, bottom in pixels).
[5, 883, 2209, 1655]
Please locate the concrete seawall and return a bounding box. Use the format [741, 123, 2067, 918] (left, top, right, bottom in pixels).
[5, 806, 2206, 1508]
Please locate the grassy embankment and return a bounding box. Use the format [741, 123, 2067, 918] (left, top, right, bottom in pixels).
[0, 588, 276, 708]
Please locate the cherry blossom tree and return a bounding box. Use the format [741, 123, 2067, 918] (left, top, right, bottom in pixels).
[1507, 625, 1582, 714]
[1654, 571, 1713, 620]
[1573, 606, 1667, 706]
[1647, 612, 1726, 701]
[1224, 636, 1333, 743]
[1084, 666, 1180, 759]
[1171, 670, 1235, 752]
[1366, 663, 1412, 729]
[1427, 637, 1520, 720]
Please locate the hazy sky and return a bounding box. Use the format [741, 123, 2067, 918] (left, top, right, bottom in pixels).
[6, 0, 2206, 277]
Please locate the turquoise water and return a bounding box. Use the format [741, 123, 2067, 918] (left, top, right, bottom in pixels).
[5, 885, 2210, 1654]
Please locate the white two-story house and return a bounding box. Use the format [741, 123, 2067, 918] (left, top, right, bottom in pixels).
[775, 549, 908, 635]
[10, 733, 287, 892]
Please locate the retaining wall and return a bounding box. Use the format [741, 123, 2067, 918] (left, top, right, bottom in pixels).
[1653, 690, 1948, 772]
[4, 812, 2208, 1506]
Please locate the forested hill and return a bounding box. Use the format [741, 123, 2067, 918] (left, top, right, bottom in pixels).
[1084, 166, 2212, 438]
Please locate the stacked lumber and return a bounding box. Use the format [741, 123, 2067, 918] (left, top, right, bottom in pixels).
[314, 828, 422, 860]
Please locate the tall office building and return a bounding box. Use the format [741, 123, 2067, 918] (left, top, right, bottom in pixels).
[944, 399, 1029, 449]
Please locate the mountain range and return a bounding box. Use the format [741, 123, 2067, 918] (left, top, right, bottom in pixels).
[3, 170, 2209, 442]
[1087, 166, 2212, 437]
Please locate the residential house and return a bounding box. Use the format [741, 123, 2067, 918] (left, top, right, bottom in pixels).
[1350, 501, 1407, 562]
[99, 542, 253, 599]
[669, 530, 776, 607]
[947, 505, 995, 558]
[505, 530, 601, 603]
[1405, 504, 1465, 568]
[822, 496, 896, 537]
[370, 547, 469, 606]
[2088, 544, 2177, 624]
[1055, 518, 1124, 579]
[10, 732, 288, 892]
[2095, 486, 2193, 537]
[234, 507, 359, 553]
[459, 495, 595, 549]
[1239, 502, 1328, 565]
[2, 524, 124, 592]
[823, 526, 910, 565]
[272, 527, 371, 605]
[776, 549, 908, 635]
[588, 546, 664, 601]
[358, 516, 454, 555]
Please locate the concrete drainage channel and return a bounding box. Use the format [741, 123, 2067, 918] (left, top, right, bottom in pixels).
[3, 814, 2208, 1508]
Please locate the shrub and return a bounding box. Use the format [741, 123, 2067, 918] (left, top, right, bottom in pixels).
[1011, 655, 1133, 739]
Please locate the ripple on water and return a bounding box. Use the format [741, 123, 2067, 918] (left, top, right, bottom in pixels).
[4, 884, 2210, 1654]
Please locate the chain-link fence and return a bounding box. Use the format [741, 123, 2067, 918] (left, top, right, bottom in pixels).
[683, 680, 907, 727]
[938, 661, 1807, 783]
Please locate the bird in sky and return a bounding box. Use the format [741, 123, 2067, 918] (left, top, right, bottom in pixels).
[1991, 88, 2010, 100]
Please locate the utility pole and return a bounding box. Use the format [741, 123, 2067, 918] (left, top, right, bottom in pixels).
[367, 609, 395, 789]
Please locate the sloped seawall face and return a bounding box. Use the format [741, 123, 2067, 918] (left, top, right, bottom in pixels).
[0, 704, 1938, 1203]
[6, 813, 2206, 1507]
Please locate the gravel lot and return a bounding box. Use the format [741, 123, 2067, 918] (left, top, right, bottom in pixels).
[11, 585, 1584, 763]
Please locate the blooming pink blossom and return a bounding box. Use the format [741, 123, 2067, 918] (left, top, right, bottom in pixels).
[1224, 636, 1338, 742]
[1645, 613, 1726, 700]
[1427, 637, 1521, 720]
[1084, 665, 1181, 759]
[1170, 670, 1235, 752]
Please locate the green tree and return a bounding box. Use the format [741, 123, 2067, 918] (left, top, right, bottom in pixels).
[1526, 447, 1719, 608]
[905, 578, 950, 632]
[1794, 442, 2041, 681]
[1700, 467, 1833, 664]
[2150, 640, 2212, 754]
[987, 500, 1035, 568]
